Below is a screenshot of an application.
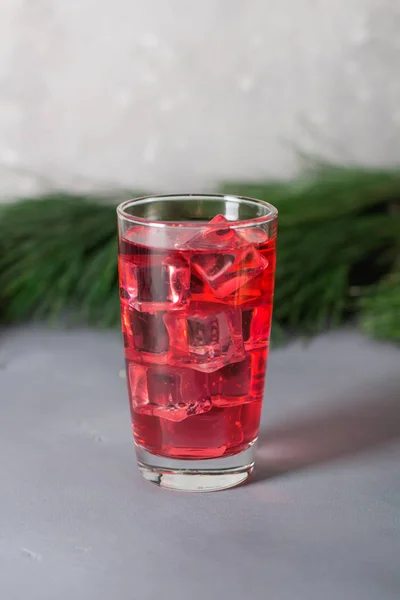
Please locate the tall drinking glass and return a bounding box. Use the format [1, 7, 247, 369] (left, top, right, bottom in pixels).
[117, 195, 277, 491]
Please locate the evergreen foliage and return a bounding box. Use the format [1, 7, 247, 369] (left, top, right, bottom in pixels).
[0, 164, 398, 343]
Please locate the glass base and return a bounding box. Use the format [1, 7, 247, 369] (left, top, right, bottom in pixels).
[136, 445, 255, 492]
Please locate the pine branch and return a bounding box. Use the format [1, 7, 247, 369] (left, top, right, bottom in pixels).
[0, 166, 399, 344]
[222, 163, 400, 226]
[359, 267, 400, 343]
[0, 195, 119, 324]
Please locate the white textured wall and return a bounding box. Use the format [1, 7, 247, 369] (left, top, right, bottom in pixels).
[0, 0, 399, 198]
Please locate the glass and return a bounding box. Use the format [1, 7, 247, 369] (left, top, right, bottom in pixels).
[117, 194, 277, 492]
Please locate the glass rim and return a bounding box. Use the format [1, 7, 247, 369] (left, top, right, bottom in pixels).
[116, 193, 278, 229]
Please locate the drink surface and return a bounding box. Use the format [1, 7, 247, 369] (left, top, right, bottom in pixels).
[119, 215, 276, 459]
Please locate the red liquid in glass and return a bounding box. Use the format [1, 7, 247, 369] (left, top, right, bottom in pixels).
[118, 216, 276, 459]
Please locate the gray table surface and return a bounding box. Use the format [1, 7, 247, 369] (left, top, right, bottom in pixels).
[0, 327, 399, 600]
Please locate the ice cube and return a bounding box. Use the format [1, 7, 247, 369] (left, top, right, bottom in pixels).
[119, 256, 138, 303]
[209, 348, 267, 407]
[223, 265, 275, 305]
[159, 404, 243, 457]
[158, 412, 228, 458]
[122, 307, 170, 362]
[184, 215, 243, 251]
[127, 363, 149, 411]
[241, 304, 271, 349]
[209, 357, 251, 406]
[121, 254, 191, 312]
[122, 224, 195, 251]
[186, 215, 268, 299]
[139, 255, 190, 311]
[191, 247, 268, 299]
[189, 273, 219, 303]
[128, 363, 212, 422]
[238, 227, 269, 245]
[164, 303, 245, 373]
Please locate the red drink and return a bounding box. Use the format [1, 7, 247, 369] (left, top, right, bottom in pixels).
[118, 214, 276, 461]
